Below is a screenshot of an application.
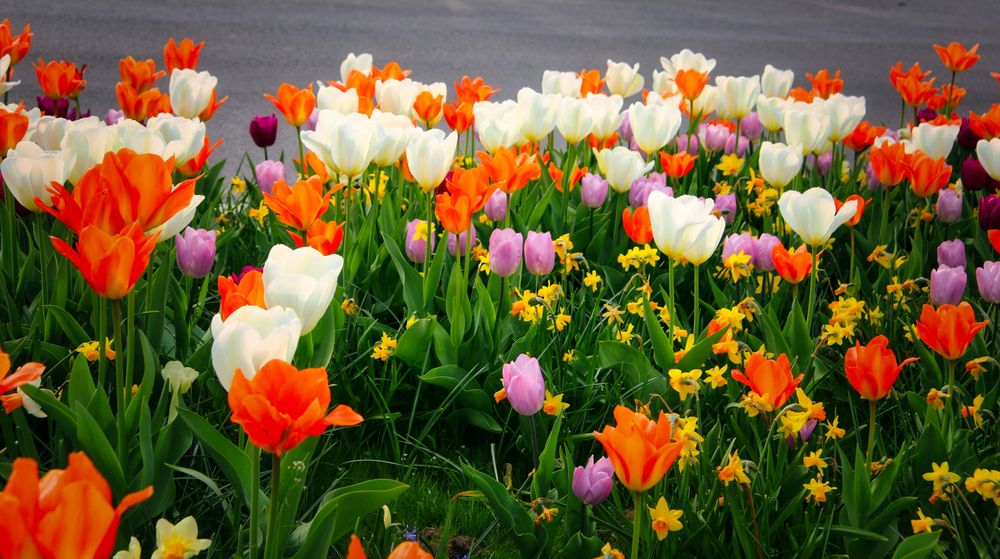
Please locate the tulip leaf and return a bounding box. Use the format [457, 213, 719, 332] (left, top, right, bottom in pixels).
[675, 326, 729, 371]
[178, 408, 253, 507]
[642, 295, 674, 369]
[423, 238, 448, 313]
[73, 401, 128, 497]
[420, 365, 473, 391]
[21, 384, 77, 434]
[68, 354, 113, 435]
[272, 437, 319, 556]
[446, 261, 472, 347]
[42, 304, 89, 346]
[531, 413, 562, 500]
[382, 232, 424, 312]
[784, 298, 813, 374]
[456, 409, 503, 433]
[597, 341, 665, 394]
[461, 464, 539, 557]
[527, 186, 558, 230]
[890, 531, 940, 559]
[829, 525, 889, 543]
[395, 317, 436, 369]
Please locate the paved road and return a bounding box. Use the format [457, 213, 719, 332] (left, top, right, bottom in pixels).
[6, 0, 1000, 172]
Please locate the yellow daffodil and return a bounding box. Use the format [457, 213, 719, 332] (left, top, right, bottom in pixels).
[803, 478, 835, 504]
[542, 390, 569, 416]
[648, 496, 683, 540]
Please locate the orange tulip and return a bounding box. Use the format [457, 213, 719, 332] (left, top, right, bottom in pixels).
[412, 90, 444, 128]
[548, 163, 587, 192]
[115, 82, 170, 122]
[163, 37, 203, 72]
[337, 69, 377, 101]
[33, 58, 86, 99]
[905, 152, 951, 198]
[844, 336, 918, 401]
[579, 68, 604, 96]
[593, 406, 687, 492]
[674, 68, 708, 100]
[0, 104, 29, 153]
[926, 84, 966, 113]
[178, 136, 224, 178]
[118, 56, 165, 93]
[455, 75, 498, 104]
[444, 101, 474, 133]
[218, 269, 266, 320]
[0, 20, 32, 67]
[890, 62, 931, 91]
[622, 206, 653, 245]
[263, 176, 332, 232]
[914, 302, 988, 360]
[264, 83, 316, 128]
[843, 121, 886, 152]
[895, 73, 937, 108]
[868, 141, 909, 186]
[732, 352, 802, 409]
[229, 359, 363, 455]
[295, 151, 330, 183]
[933, 42, 980, 73]
[41, 149, 196, 236]
[786, 87, 816, 103]
[772, 244, 812, 285]
[0, 346, 44, 414]
[835, 194, 867, 227]
[435, 192, 474, 235]
[0, 452, 152, 559]
[588, 132, 619, 150]
[346, 534, 433, 559]
[197, 89, 228, 121]
[806, 69, 843, 99]
[371, 61, 410, 82]
[291, 219, 344, 256]
[50, 223, 158, 300]
[969, 104, 1000, 140]
[988, 230, 1000, 254]
[477, 147, 540, 194]
[446, 166, 496, 212]
[659, 151, 695, 179]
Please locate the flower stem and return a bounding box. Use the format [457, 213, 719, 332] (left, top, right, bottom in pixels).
[693, 264, 701, 334]
[630, 490, 643, 559]
[295, 126, 305, 178]
[249, 444, 260, 559]
[97, 298, 107, 387]
[805, 245, 818, 334]
[111, 298, 126, 464]
[866, 399, 877, 465]
[668, 259, 676, 341]
[263, 452, 282, 559]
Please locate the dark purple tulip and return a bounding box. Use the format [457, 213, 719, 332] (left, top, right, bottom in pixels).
[917, 107, 937, 123]
[231, 265, 262, 283]
[37, 96, 69, 118]
[930, 265, 966, 306]
[937, 239, 966, 268]
[963, 156, 989, 192]
[175, 228, 217, 278]
[976, 261, 1000, 303]
[957, 117, 981, 151]
[978, 194, 1000, 230]
[249, 114, 278, 148]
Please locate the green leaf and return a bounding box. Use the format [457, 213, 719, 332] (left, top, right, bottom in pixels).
[890, 531, 940, 559]
[396, 318, 436, 369]
[382, 232, 424, 312]
[784, 298, 813, 373]
[445, 261, 472, 346]
[42, 304, 89, 345]
[531, 414, 562, 499]
[420, 365, 472, 391]
[642, 295, 673, 369]
[828, 525, 889, 543]
[455, 409, 502, 433]
[178, 408, 253, 507]
[675, 326, 729, 371]
[461, 464, 539, 557]
[21, 384, 77, 434]
[73, 401, 127, 496]
[422, 238, 448, 313]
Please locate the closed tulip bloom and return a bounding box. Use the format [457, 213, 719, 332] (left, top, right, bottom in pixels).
[911, 122, 959, 160]
[33, 59, 86, 99]
[647, 192, 716, 260]
[523, 231, 555, 275]
[977, 138, 1000, 182]
[168, 68, 216, 119]
[660, 49, 717, 79]
[659, 151, 695, 179]
[0, 104, 28, 153]
[247, 114, 278, 149]
[405, 219, 435, 264]
[676, 133, 699, 154]
[255, 160, 285, 194]
[733, 353, 802, 409]
[783, 105, 831, 155]
[175, 227, 217, 278]
[572, 455, 615, 505]
[960, 155, 995, 192]
[263, 244, 343, 334]
[210, 305, 302, 390]
[556, 96, 595, 144]
[700, 123, 730, 152]
[869, 141, 909, 187]
[689, 85, 719, 119]
[446, 227, 476, 256]
[936, 188, 962, 223]
[680, 216, 725, 265]
[0, 140, 73, 211]
[761, 64, 794, 98]
[937, 239, 966, 268]
[811, 151, 833, 176]
[50, 223, 158, 300]
[593, 406, 687, 492]
[141, 113, 208, 165]
[484, 190, 507, 221]
[752, 233, 781, 271]
[930, 265, 966, 306]
[740, 112, 763, 140]
[715, 75, 760, 120]
[489, 228, 523, 277]
[976, 261, 1000, 303]
[756, 95, 787, 133]
[629, 173, 671, 207]
[772, 244, 812, 284]
[262, 176, 332, 231]
[722, 232, 755, 261]
[264, 83, 315, 128]
[844, 336, 918, 401]
[673, 68, 708, 100]
[623, 206, 654, 244]
[517, 87, 560, 143]
[580, 173, 609, 208]
[979, 195, 1000, 231]
[724, 134, 750, 157]
[595, 146, 652, 193]
[541, 70, 583, 98]
[906, 152, 951, 198]
[30, 116, 69, 150]
[340, 52, 373, 82]
[778, 187, 857, 247]
[817, 94, 866, 142]
[217, 269, 264, 320]
[370, 109, 414, 167]
[627, 101, 682, 154]
[585, 93, 624, 142]
[914, 302, 988, 360]
[933, 42, 980, 73]
[375, 78, 420, 116]
[163, 37, 203, 72]
[758, 141, 803, 188]
[317, 84, 360, 114]
[474, 100, 522, 153]
[229, 359, 362, 455]
[605, 60, 644, 98]
[957, 117, 980, 150]
[301, 111, 382, 178]
[405, 128, 458, 192]
[499, 354, 545, 416]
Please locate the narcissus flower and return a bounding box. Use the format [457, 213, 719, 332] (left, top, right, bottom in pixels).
[649, 497, 683, 541]
[803, 478, 835, 503]
[844, 335, 918, 401]
[914, 302, 988, 360]
[151, 516, 211, 559]
[593, 406, 687, 492]
[732, 353, 802, 410]
[264, 83, 315, 128]
[229, 359, 362, 455]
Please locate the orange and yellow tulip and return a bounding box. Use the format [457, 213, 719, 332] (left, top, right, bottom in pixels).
[197, 89, 228, 121]
[178, 137, 224, 178]
[732, 353, 802, 409]
[548, 163, 587, 192]
[905, 152, 951, 198]
[842, 121, 886, 152]
[772, 244, 812, 285]
[0, 346, 44, 414]
[622, 206, 653, 245]
[371, 61, 410, 82]
[346, 534, 433, 559]
[805, 69, 843, 99]
[0, 19, 32, 67]
[845, 335, 917, 401]
[836, 194, 867, 227]
[444, 101, 474, 133]
[50, 223, 158, 300]
[445, 166, 496, 213]
[593, 406, 687, 492]
[217, 269, 266, 320]
[455, 75, 498, 104]
[262, 176, 332, 232]
[477, 147, 540, 194]
[163, 37, 203, 73]
[914, 302, 988, 361]
[115, 82, 170, 122]
[895, 73, 937, 108]
[33, 58, 86, 99]
[290, 219, 344, 256]
[413, 90, 444, 128]
[659, 151, 695, 179]
[229, 359, 363, 455]
[118, 56, 165, 93]
[578, 68, 603, 96]
[969, 104, 1000, 141]
[868, 141, 909, 186]
[435, 192, 474, 235]
[674, 68, 708, 100]
[264, 83, 316, 128]
[933, 42, 980, 73]
[0, 104, 29, 153]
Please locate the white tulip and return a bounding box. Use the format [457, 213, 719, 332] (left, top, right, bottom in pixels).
[647, 192, 720, 261]
[760, 64, 794, 98]
[556, 97, 595, 144]
[605, 60, 644, 98]
[31, 116, 71, 151]
[148, 194, 204, 241]
[340, 52, 373, 82]
[715, 75, 760, 121]
[690, 85, 718, 119]
[210, 305, 302, 390]
[756, 95, 787, 132]
[370, 109, 414, 167]
[474, 100, 522, 153]
[594, 146, 653, 193]
[585, 93, 624, 142]
[678, 215, 726, 265]
[517, 88, 560, 143]
[651, 70, 680, 98]
[818, 94, 865, 142]
[627, 101, 682, 154]
[0, 55, 20, 95]
[61, 118, 118, 183]
[778, 187, 857, 247]
[405, 128, 457, 191]
[659, 49, 716, 78]
[375, 78, 420, 116]
[145, 114, 207, 165]
[168, 69, 217, 119]
[162, 361, 198, 394]
[0, 141, 74, 211]
[912, 122, 960, 160]
[977, 138, 1000, 182]
[758, 141, 804, 188]
[541, 70, 582, 98]
[263, 245, 343, 334]
[301, 111, 383, 178]
[783, 105, 831, 155]
[317, 85, 360, 114]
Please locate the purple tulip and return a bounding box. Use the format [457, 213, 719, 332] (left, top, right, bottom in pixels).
[957, 117, 981, 150]
[800, 419, 818, 442]
[963, 156, 989, 192]
[572, 456, 614, 505]
[752, 234, 781, 272]
[175, 227, 217, 278]
[249, 114, 278, 148]
[676, 134, 699, 154]
[405, 219, 435, 264]
[255, 160, 286, 195]
[714, 193, 737, 224]
[978, 195, 1000, 230]
[722, 232, 755, 261]
[700, 123, 729, 152]
[104, 108, 125, 125]
[866, 161, 883, 192]
[937, 239, 966, 268]
[489, 228, 523, 277]
[580, 173, 609, 208]
[231, 265, 262, 283]
[936, 189, 963, 223]
[501, 354, 545, 416]
[724, 133, 749, 157]
[447, 227, 477, 256]
[303, 108, 319, 132]
[930, 265, 966, 306]
[976, 261, 1000, 303]
[809, 151, 833, 176]
[739, 112, 763, 140]
[917, 107, 937, 123]
[618, 112, 633, 144]
[523, 231, 555, 275]
[628, 173, 670, 207]
[484, 190, 508, 221]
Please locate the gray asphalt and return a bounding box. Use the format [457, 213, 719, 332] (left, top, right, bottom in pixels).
[6, 0, 1000, 172]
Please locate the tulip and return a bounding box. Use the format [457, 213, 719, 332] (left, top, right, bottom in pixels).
[595, 146, 652, 194]
[488, 228, 523, 277]
[593, 406, 687, 492]
[0, 140, 73, 211]
[977, 138, 1000, 182]
[700, 123, 730, 152]
[957, 117, 980, 150]
[960, 155, 996, 192]
[541, 70, 582, 98]
[757, 95, 786, 133]
[572, 455, 615, 505]
[218, 270, 265, 320]
[660, 49, 717, 78]
[31, 115, 68, 150]
[930, 265, 966, 306]
[715, 75, 760, 121]
[517, 87, 560, 144]
[936, 188, 962, 223]
[845, 336, 917, 401]
[933, 42, 980, 73]
[405, 128, 457, 192]
[137, 113, 208, 165]
[50, 222, 157, 300]
[255, 160, 285, 195]
[523, 231, 555, 275]
[262, 244, 343, 334]
[732, 353, 802, 410]
[484, 190, 507, 221]
[249, 114, 278, 148]
[629, 173, 671, 207]
[761, 64, 794, 98]
[911, 122, 959, 160]
[714, 193, 737, 223]
[175, 227, 216, 278]
[758, 141, 803, 188]
[446, 227, 476, 256]
[210, 305, 302, 390]
[772, 244, 812, 284]
[301, 111, 382, 179]
[937, 239, 966, 268]
[722, 232, 755, 261]
[477, 146, 541, 194]
[724, 134, 749, 157]
[580, 173, 609, 208]
[59, 119, 119, 183]
[556, 96, 594, 144]
[168, 68, 216, 119]
[605, 60, 644, 98]
[264, 83, 315, 128]
[906, 152, 951, 199]
[622, 206, 653, 245]
[818, 94, 866, 142]
[584, 93, 624, 142]
[405, 219, 435, 264]
[0, 104, 28, 153]
[783, 105, 831, 155]
[164, 38, 203, 72]
[263, 176, 332, 231]
[647, 192, 716, 260]
[752, 234, 781, 271]
[370, 109, 414, 167]
[676, 133, 699, 154]
[317, 85, 360, 114]
[739, 112, 763, 140]
[778, 187, 857, 247]
[499, 354, 545, 416]
[340, 52, 373, 82]
[976, 261, 1000, 303]
[34, 59, 86, 99]
[474, 100, 522, 153]
[978, 195, 1000, 231]
[627, 101, 681, 154]
[617, 112, 633, 143]
[914, 302, 988, 360]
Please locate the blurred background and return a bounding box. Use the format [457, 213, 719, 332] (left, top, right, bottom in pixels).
[6, 0, 999, 170]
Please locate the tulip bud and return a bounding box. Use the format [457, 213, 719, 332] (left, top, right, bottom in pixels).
[580, 173, 609, 208]
[210, 306, 302, 391]
[714, 193, 737, 224]
[572, 455, 614, 505]
[262, 245, 343, 334]
[722, 232, 755, 261]
[976, 261, 1000, 303]
[929, 265, 966, 306]
[104, 108, 125, 125]
[500, 354, 545, 415]
[724, 133, 749, 157]
[937, 239, 966, 268]
[488, 228, 523, 277]
[978, 138, 1000, 183]
[676, 133, 699, 154]
[739, 112, 763, 140]
[866, 161, 883, 192]
[978, 194, 1000, 231]
[303, 108, 319, 132]
[936, 189, 963, 223]
[957, 117, 980, 150]
[484, 190, 507, 221]
[629, 173, 671, 207]
[752, 233, 781, 272]
[169, 69, 218, 119]
[700, 123, 729, 152]
[524, 231, 555, 275]
[255, 160, 285, 195]
[162, 361, 198, 395]
[175, 227, 217, 278]
[405, 219, 435, 265]
[249, 114, 278, 148]
[812, 151, 833, 176]
[446, 227, 476, 256]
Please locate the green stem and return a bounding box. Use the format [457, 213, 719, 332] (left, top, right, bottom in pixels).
[630, 490, 643, 559]
[943, 71, 956, 116]
[295, 126, 305, 178]
[668, 259, 676, 341]
[3, 183, 15, 287]
[693, 264, 701, 335]
[805, 245, 818, 334]
[263, 453, 282, 559]
[111, 299, 126, 464]
[249, 444, 261, 559]
[97, 298, 108, 387]
[866, 399, 877, 465]
[944, 359, 956, 442]
[125, 291, 136, 405]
